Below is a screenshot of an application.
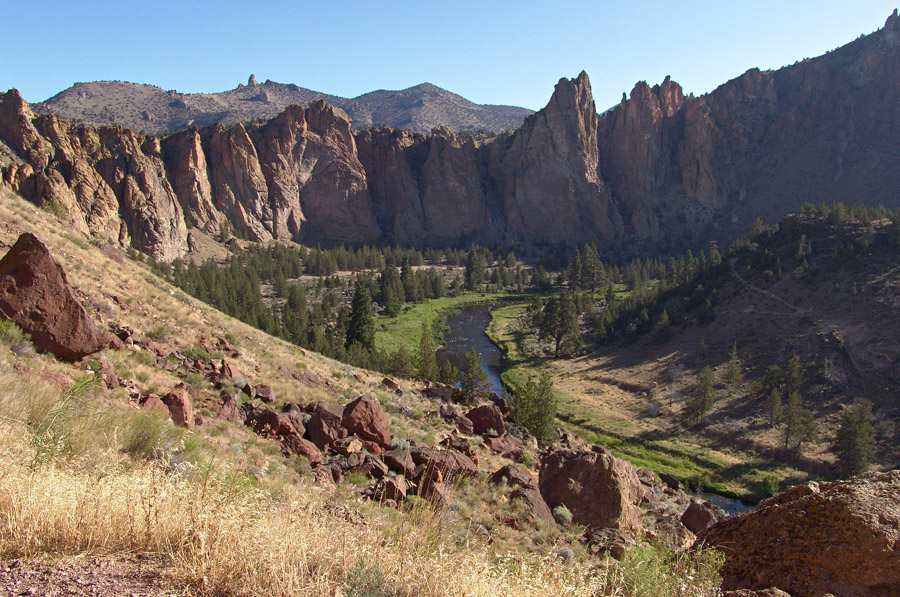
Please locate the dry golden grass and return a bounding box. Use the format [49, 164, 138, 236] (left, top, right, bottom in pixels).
[0, 188, 725, 595]
[0, 372, 611, 596]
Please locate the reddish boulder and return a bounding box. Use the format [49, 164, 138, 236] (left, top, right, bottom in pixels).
[539, 446, 643, 534]
[465, 404, 505, 435]
[308, 401, 345, 450]
[216, 393, 241, 422]
[491, 464, 539, 490]
[697, 470, 900, 596]
[374, 476, 410, 502]
[410, 446, 477, 480]
[255, 384, 275, 403]
[680, 499, 720, 534]
[281, 403, 306, 436]
[221, 361, 242, 381]
[455, 415, 474, 435]
[331, 436, 364, 456]
[383, 449, 416, 478]
[282, 435, 323, 465]
[243, 403, 293, 437]
[98, 368, 119, 389]
[492, 464, 558, 528]
[161, 389, 195, 428]
[140, 394, 170, 419]
[381, 377, 401, 392]
[0, 233, 109, 360]
[484, 436, 505, 453]
[342, 393, 391, 448]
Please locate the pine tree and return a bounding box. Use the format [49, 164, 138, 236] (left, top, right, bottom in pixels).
[536, 293, 582, 357]
[685, 366, 716, 424]
[833, 399, 876, 475]
[465, 247, 486, 290]
[459, 348, 489, 400]
[510, 374, 557, 446]
[725, 342, 743, 386]
[345, 280, 375, 352]
[784, 391, 817, 451]
[417, 321, 439, 381]
[785, 355, 803, 395]
[766, 388, 782, 427]
[651, 310, 672, 344]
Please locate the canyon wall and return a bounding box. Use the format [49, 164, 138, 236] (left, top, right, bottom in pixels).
[3, 12, 900, 258]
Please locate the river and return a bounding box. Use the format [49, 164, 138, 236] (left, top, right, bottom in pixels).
[436, 306, 505, 396]
[438, 303, 756, 513]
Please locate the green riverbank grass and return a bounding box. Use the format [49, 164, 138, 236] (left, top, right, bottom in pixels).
[486, 301, 784, 500]
[375, 292, 531, 354]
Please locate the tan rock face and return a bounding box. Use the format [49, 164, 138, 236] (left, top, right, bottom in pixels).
[696, 470, 900, 596]
[492, 72, 623, 243]
[539, 446, 643, 535]
[6, 16, 900, 254]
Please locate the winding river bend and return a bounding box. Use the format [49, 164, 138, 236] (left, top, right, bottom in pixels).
[436, 306, 505, 396]
[437, 302, 756, 512]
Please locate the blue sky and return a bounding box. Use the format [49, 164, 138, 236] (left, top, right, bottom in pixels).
[1, 1, 896, 111]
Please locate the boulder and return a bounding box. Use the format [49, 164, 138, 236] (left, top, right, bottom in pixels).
[539, 446, 643, 535]
[342, 393, 391, 447]
[680, 499, 719, 534]
[255, 384, 274, 403]
[659, 473, 683, 490]
[696, 470, 900, 596]
[491, 464, 539, 490]
[0, 233, 109, 360]
[465, 404, 505, 435]
[381, 377, 401, 392]
[410, 446, 477, 480]
[308, 401, 345, 450]
[455, 415, 474, 435]
[281, 435, 323, 466]
[281, 403, 306, 436]
[491, 464, 557, 528]
[440, 435, 476, 459]
[216, 393, 241, 422]
[383, 449, 416, 477]
[140, 394, 171, 419]
[331, 436, 364, 456]
[161, 389, 195, 428]
[374, 476, 411, 502]
[243, 402, 293, 437]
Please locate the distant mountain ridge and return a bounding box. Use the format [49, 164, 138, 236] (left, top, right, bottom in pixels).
[32, 76, 533, 134]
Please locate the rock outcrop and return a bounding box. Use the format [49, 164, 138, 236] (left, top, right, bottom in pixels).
[539, 446, 643, 534]
[342, 393, 391, 448]
[696, 470, 900, 596]
[0, 233, 109, 360]
[5, 13, 900, 254]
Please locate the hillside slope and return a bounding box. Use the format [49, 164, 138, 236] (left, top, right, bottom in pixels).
[0, 186, 728, 595]
[33, 77, 533, 135]
[517, 209, 900, 497]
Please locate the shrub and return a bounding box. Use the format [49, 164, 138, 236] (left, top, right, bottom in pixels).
[760, 474, 780, 498]
[0, 319, 34, 356]
[552, 505, 573, 525]
[122, 412, 184, 460]
[147, 324, 169, 341]
[343, 560, 393, 597]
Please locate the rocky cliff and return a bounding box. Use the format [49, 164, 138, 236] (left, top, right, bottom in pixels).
[4, 12, 900, 258]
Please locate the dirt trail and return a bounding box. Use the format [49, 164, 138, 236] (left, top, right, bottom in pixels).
[0, 557, 184, 596]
